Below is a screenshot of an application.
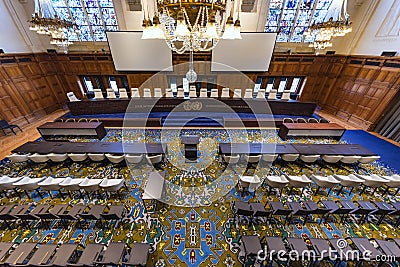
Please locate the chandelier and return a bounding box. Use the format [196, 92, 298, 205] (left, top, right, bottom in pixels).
[304, 0, 352, 50]
[141, 0, 242, 54]
[29, 0, 77, 48]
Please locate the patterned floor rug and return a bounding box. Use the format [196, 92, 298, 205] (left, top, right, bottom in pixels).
[0, 128, 399, 267]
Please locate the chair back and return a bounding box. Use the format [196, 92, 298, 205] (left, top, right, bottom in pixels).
[256, 88, 266, 99]
[131, 88, 140, 98]
[67, 92, 80, 102]
[165, 88, 174, 97]
[221, 88, 230, 98]
[177, 88, 184, 98]
[154, 88, 163, 98]
[143, 88, 152, 97]
[189, 88, 197, 98]
[210, 88, 219, 98]
[281, 90, 291, 100]
[243, 88, 253, 99]
[106, 88, 116, 99]
[93, 89, 104, 99]
[233, 89, 242, 98]
[199, 88, 208, 97]
[268, 89, 277, 100]
[119, 88, 129, 98]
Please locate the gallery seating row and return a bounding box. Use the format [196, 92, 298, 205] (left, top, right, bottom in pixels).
[241, 235, 400, 266]
[0, 175, 126, 199]
[0, 203, 126, 227]
[7, 152, 163, 164]
[234, 199, 400, 226]
[0, 241, 150, 266]
[236, 173, 399, 199]
[67, 87, 293, 101]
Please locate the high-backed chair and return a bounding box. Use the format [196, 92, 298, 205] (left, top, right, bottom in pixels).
[199, 88, 208, 97]
[221, 88, 230, 98]
[256, 88, 266, 99]
[131, 88, 140, 98]
[125, 154, 143, 164]
[67, 92, 80, 102]
[106, 154, 125, 164]
[143, 88, 152, 97]
[47, 153, 68, 162]
[281, 153, 299, 162]
[93, 89, 104, 99]
[7, 153, 29, 163]
[106, 88, 117, 99]
[165, 88, 173, 97]
[28, 153, 49, 163]
[358, 156, 381, 164]
[119, 88, 129, 99]
[322, 155, 343, 163]
[154, 88, 163, 98]
[340, 156, 362, 164]
[222, 154, 240, 164]
[243, 88, 253, 99]
[233, 89, 242, 98]
[189, 88, 197, 98]
[210, 88, 219, 98]
[281, 90, 291, 100]
[88, 153, 106, 162]
[68, 153, 88, 162]
[268, 89, 277, 100]
[146, 154, 163, 164]
[300, 154, 320, 163]
[177, 88, 184, 98]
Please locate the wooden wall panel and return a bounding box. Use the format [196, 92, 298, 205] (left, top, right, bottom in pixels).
[0, 52, 399, 131]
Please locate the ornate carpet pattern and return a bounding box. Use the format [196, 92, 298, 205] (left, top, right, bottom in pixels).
[1, 128, 399, 266]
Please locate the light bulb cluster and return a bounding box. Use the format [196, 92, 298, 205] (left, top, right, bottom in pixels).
[304, 0, 352, 50]
[142, 0, 242, 54]
[28, 1, 78, 49]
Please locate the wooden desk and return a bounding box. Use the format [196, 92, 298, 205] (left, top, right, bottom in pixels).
[12, 141, 167, 155]
[37, 122, 106, 140]
[219, 143, 298, 155]
[278, 123, 346, 140]
[291, 144, 377, 156]
[220, 143, 378, 156]
[67, 98, 317, 116]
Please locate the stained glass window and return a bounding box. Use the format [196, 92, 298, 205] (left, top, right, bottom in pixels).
[265, 0, 333, 43]
[52, 0, 119, 42]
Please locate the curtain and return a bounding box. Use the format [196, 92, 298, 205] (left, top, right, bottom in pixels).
[375, 93, 400, 142]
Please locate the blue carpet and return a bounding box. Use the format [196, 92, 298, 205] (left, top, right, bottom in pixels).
[342, 130, 400, 173]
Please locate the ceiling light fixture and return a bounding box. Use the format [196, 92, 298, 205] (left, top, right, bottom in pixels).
[304, 0, 352, 50]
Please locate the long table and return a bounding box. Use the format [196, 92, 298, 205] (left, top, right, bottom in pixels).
[37, 122, 106, 140]
[67, 98, 317, 116]
[12, 141, 167, 155]
[278, 123, 346, 140]
[219, 143, 377, 156]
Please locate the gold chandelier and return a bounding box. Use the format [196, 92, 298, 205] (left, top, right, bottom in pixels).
[141, 0, 242, 54]
[304, 0, 352, 50]
[29, 0, 77, 48]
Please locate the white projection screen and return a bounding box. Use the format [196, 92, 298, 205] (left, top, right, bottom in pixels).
[107, 31, 173, 71]
[211, 32, 277, 72]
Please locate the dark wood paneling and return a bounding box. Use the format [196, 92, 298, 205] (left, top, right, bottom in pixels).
[1, 52, 399, 131]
